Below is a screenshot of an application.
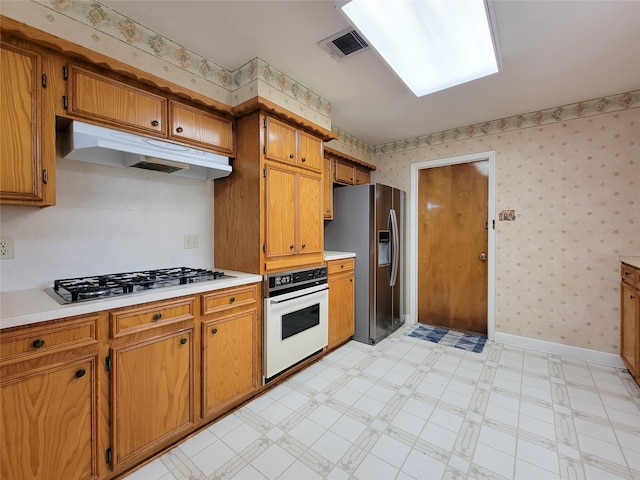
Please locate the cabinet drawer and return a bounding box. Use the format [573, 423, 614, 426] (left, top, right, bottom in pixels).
[621, 264, 640, 288]
[111, 297, 195, 337]
[0, 315, 98, 364]
[328, 258, 355, 275]
[201, 285, 258, 316]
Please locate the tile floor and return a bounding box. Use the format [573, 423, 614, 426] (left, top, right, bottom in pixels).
[124, 325, 640, 480]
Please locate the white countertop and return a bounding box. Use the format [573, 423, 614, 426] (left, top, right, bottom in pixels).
[324, 251, 356, 261]
[620, 256, 640, 269]
[0, 270, 262, 330]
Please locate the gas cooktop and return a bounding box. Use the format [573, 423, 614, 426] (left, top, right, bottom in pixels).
[44, 267, 233, 304]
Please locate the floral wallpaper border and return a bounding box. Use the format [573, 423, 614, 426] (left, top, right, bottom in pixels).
[330, 126, 377, 157]
[374, 91, 640, 155]
[36, 0, 332, 117]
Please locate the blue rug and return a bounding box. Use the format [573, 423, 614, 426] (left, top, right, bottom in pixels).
[405, 324, 487, 353]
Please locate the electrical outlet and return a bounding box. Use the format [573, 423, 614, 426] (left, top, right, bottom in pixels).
[0, 237, 14, 259]
[184, 234, 199, 249]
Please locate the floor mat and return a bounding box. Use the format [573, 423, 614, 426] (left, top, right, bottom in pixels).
[405, 323, 487, 353]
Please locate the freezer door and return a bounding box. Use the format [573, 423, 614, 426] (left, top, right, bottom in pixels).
[374, 184, 393, 341]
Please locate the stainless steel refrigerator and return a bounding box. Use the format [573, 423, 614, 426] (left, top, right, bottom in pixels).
[325, 183, 405, 344]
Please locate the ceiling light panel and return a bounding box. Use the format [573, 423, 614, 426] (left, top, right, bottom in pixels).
[338, 0, 499, 96]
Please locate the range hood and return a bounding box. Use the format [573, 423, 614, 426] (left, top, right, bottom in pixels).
[61, 121, 232, 180]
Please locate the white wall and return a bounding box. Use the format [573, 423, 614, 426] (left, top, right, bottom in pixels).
[0, 157, 215, 292]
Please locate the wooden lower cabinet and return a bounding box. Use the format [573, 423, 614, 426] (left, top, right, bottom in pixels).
[327, 258, 355, 350]
[110, 328, 195, 468]
[0, 314, 102, 480]
[621, 262, 640, 382]
[201, 284, 261, 419]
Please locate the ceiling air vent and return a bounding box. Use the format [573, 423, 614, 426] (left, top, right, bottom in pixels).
[318, 28, 369, 61]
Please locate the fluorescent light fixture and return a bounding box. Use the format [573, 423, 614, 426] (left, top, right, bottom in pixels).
[337, 0, 499, 96]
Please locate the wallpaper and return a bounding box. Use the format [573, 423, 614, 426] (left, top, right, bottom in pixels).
[373, 107, 640, 355]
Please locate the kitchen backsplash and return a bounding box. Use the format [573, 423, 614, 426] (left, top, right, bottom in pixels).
[373, 107, 639, 355]
[0, 157, 215, 291]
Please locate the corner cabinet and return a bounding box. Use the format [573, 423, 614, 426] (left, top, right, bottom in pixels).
[621, 262, 640, 383]
[215, 109, 329, 274]
[327, 258, 355, 350]
[0, 35, 56, 206]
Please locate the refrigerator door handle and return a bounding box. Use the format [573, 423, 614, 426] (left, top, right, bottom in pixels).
[389, 208, 399, 287]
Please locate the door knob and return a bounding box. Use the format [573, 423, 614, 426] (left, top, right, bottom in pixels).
[479, 253, 487, 261]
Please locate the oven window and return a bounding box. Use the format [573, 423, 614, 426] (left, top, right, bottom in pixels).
[282, 304, 320, 340]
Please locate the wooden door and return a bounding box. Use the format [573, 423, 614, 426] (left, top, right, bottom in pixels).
[264, 164, 296, 258]
[418, 161, 489, 334]
[621, 282, 639, 376]
[323, 155, 334, 219]
[111, 329, 194, 467]
[202, 311, 257, 417]
[169, 101, 234, 155]
[264, 116, 296, 166]
[0, 42, 43, 203]
[298, 130, 322, 173]
[1, 358, 98, 480]
[328, 262, 355, 349]
[298, 172, 323, 255]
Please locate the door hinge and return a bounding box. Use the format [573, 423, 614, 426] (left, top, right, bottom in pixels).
[105, 448, 112, 465]
[42, 169, 48, 185]
[263, 117, 267, 128]
[62, 65, 68, 80]
[105, 356, 112, 372]
[62, 95, 68, 110]
[492, 219, 496, 230]
[484, 221, 488, 229]
[262, 243, 266, 253]
[263, 144, 267, 155]
[262, 167, 267, 178]
[41, 74, 47, 89]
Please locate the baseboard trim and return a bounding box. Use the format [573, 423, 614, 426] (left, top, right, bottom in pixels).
[493, 332, 626, 369]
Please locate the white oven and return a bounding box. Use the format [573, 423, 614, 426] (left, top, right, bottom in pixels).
[263, 266, 328, 382]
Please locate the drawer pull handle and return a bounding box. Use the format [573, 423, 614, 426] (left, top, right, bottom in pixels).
[625, 272, 631, 276]
[341, 264, 344, 269]
[289, 153, 295, 159]
[230, 297, 235, 303]
[75, 369, 86, 378]
[153, 313, 162, 321]
[32, 339, 45, 349]
[176, 126, 184, 133]
[290, 244, 294, 250]
[301, 157, 306, 162]
[212, 328, 218, 335]
[151, 120, 159, 127]
[180, 338, 187, 345]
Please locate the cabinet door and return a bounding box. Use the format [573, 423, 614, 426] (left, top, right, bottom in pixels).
[298, 172, 323, 255]
[169, 101, 234, 155]
[328, 267, 355, 350]
[621, 282, 639, 377]
[264, 164, 296, 258]
[66, 65, 166, 136]
[298, 130, 323, 173]
[0, 41, 52, 205]
[111, 329, 194, 467]
[355, 167, 370, 185]
[334, 159, 355, 185]
[323, 155, 333, 219]
[1, 358, 98, 480]
[202, 311, 258, 417]
[264, 116, 297, 166]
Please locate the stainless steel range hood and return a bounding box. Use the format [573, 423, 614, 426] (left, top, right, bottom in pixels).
[61, 121, 232, 180]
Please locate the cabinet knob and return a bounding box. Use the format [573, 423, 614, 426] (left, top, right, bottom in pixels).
[289, 153, 295, 159]
[212, 328, 218, 335]
[176, 127, 184, 133]
[153, 313, 163, 321]
[301, 157, 306, 162]
[151, 120, 159, 127]
[341, 264, 344, 269]
[230, 297, 236, 303]
[75, 369, 86, 378]
[32, 339, 45, 348]
[180, 338, 187, 345]
[302, 243, 306, 249]
[290, 244, 295, 250]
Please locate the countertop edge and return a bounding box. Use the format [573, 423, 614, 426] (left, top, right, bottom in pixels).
[324, 251, 356, 261]
[0, 271, 263, 330]
[620, 256, 640, 269]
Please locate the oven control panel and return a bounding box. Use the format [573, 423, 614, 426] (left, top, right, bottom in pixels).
[265, 266, 327, 296]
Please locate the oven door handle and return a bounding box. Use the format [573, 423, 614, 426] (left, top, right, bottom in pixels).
[269, 286, 328, 305]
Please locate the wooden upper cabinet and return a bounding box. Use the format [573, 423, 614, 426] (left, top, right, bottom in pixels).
[334, 158, 355, 184]
[169, 100, 234, 155]
[66, 64, 166, 136]
[264, 163, 297, 258]
[298, 172, 323, 255]
[355, 167, 370, 185]
[323, 154, 333, 219]
[0, 38, 56, 206]
[325, 147, 375, 187]
[264, 115, 322, 173]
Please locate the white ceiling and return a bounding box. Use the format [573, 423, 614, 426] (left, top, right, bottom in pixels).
[100, 0, 640, 146]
